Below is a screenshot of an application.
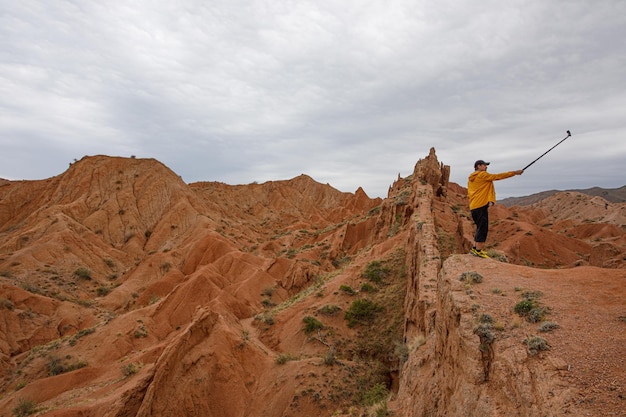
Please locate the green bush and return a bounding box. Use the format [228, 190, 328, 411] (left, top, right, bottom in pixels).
[515, 290, 550, 323]
[514, 299, 536, 315]
[339, 285, 356, 295]
[275, 353, 294, 365]
[302, 316, 324, 334]
[97, 286, 110, 297]
[362, 261, 390, 284]
[47, 357, 65, 376]
[344, 299, 383, 327]
[362, 382, 388, 406]
[73, 267, 92, 280]
[69, 327, 95, 346]
[13, 398, 36, 417]
[318, 305, 340, 316]
[121, 362, 142, 377]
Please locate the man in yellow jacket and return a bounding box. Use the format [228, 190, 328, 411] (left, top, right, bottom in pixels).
[468, 160, 524, 258]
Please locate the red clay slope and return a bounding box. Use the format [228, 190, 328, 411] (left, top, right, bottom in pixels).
[0, 151, 624, 417]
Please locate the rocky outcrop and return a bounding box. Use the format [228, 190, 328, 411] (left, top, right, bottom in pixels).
[1, 152, 624, 417]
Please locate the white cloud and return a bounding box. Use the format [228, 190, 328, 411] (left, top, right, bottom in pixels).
[1, 0, 625, 197]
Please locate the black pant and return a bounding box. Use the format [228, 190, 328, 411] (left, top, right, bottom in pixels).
[471, 204, 489, 243]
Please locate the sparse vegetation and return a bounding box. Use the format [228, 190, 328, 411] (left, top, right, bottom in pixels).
[514, 291, 550, 323]
[339, 285, 356, 295]
[514, 299, 536, 315]
[69, 327, 95, 346]
[47, 356, 88, 376]
[459, 271, 483, 284]
[0, 297, 15, 310]
[275, 353, 294, 365]
[362, 382, 388, 406]
[524, 335, 550, 355]
[134, 325, 148, 338]
[473, 323, 495, 352]
[318, 304, 340, 316]
[97, 286, 111, 296]
[323, 348, 337, 366]
[12, 398, 37, 417]
[121, 362, 142, 377]
[538, 321, 560, 332]
[344, 299, 384, 328]
[73, 267, 92, 280]
[302, 316, 324, 334]
[362, 260, 390, 284]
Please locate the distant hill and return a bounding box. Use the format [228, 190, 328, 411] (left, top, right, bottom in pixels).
[500, 185, 626, 206]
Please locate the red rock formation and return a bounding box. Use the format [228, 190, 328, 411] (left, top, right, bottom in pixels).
[0, 152, 624, 417]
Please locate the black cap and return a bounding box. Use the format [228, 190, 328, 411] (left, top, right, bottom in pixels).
[474, 160, 490, 169]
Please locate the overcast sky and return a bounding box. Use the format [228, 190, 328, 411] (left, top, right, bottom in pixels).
[1, 1, 625, 199]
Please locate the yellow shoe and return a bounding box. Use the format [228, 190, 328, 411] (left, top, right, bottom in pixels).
[470, 248, 489, 258]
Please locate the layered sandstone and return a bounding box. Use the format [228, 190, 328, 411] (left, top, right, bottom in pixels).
[0, 152, 624, 417]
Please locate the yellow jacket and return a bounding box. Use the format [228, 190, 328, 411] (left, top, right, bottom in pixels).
[467, 171, 516, 210]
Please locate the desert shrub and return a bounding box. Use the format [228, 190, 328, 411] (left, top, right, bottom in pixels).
[394, 341, 409, 364]
[97, 286, 110, 297]
[362, 260, 390, 284]
[344, 299, 383, 327]
[19, 282, 41, 294]
[514, 299, 536, 316]
[527, 307, 548, 323]
[261, 298, 275, 308]
[486, 250, 508, 263]
[275, 353, 294, 365]
[538, 321, 560, 332]
[524, 335, 550, 355]
[121, 362, 142, 377]
[362, 382, 388, 406]
[13, 398, 36, 417]
[459, 271, 483, 284]
[302, 316, 324, 334]
[318, 304, 340, 316]
[522, 290, 543, 301]
[473, 323, 495, 352]
[47, 357, 65, 376]
[479, 313, 494, 324]
[323, 348, 337, 366]
[0, 297, 15, 310]
[339, 285, 356, 295]
[515, 291, 550, 323]
[47, 356, 87, 376]
[69, 327, 95, 346]
[332, 255, 351, 268]
[160, 262, 171, 273]
[360, 283, 377, 293]
[73, 267, 92, 280]
[134, 330, 148, 339]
